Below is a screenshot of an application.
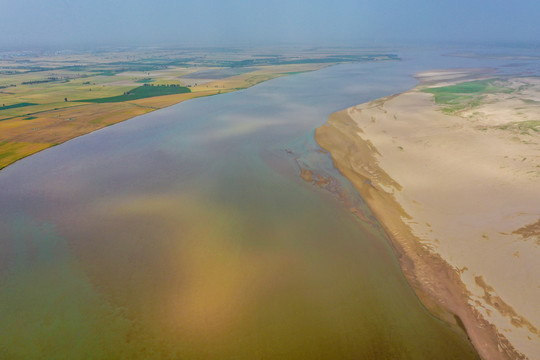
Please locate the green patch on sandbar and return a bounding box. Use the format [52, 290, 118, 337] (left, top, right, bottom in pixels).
[498, 120, 540, 133]
[422, 79, 514, 114]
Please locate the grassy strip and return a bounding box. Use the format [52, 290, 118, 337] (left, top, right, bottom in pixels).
[77, 84, 190, 103]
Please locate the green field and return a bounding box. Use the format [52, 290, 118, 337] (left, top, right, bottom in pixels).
[77, 84, 191, 103]
[135, 78, 154, 83]
[0, 102, 38, 111]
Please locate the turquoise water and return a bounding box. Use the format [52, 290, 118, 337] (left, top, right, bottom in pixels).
[2, 49, 534, 358]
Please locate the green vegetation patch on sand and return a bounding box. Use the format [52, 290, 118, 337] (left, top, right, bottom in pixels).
[498, 120, 540, 134]
[77, 84, 191, 103]
[423, 79, 514, 114]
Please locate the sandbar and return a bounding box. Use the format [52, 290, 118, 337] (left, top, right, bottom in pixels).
[315, 70, 540, 359]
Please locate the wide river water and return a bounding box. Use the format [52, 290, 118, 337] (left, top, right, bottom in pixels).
[1, 49, 538, 358]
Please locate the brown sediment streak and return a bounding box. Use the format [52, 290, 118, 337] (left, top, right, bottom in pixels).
[475, 276, 540, 338]
[294, 158, 374, 225]
[512, 218, 540, 245]
[314, 107, 525, 360]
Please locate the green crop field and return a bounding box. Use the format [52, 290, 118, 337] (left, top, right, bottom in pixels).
[0, 102, 38, 111]
[77, 84, 191, 103]
[135, 78, 154, 83]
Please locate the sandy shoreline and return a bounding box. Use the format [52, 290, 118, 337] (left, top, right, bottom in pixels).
[315, 70, 540, 359]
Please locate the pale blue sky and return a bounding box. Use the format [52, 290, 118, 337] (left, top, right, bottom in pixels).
[1, 0, 539, 48]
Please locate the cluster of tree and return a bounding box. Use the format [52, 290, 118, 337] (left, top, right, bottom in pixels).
[22, 77, 62, 85]
[0, 84, 16, 89]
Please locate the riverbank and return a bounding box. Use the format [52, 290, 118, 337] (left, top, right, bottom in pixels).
[0, 62, 328, 170]
[3, 46, 400, 170]
[315, 70, 540, 359]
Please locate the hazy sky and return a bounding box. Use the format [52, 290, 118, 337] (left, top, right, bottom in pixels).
[1, 0, 539, 49]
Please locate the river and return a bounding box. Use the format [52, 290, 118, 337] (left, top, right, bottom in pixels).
[2, 48, 537, 358]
